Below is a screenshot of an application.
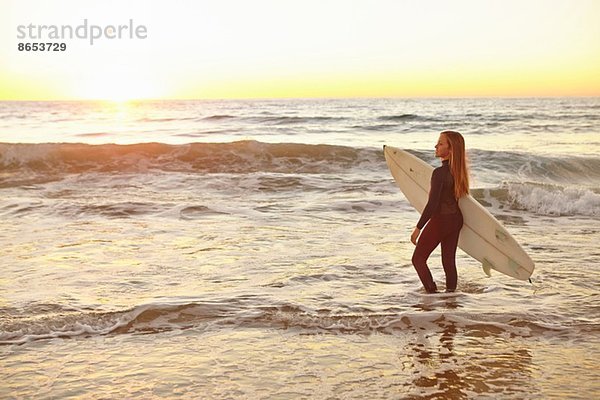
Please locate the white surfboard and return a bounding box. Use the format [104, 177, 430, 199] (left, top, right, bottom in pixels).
[383, 145, 534, 281]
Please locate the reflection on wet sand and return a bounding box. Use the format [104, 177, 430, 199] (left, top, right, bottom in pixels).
[402, 296, 534, 399]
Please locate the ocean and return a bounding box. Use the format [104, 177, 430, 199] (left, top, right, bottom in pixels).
[1, 97, 599, 398]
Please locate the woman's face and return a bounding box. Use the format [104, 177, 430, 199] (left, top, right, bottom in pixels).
[435, 134, 450, 159]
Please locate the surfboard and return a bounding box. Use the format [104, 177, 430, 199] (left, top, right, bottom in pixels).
[383, 145, 534, 281]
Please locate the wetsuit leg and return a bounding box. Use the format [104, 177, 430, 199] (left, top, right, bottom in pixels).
[412, 216, 441, 293]
[440, 213, 463, 292]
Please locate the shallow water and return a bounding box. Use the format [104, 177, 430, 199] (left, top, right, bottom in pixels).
[1, 98, 599, 398]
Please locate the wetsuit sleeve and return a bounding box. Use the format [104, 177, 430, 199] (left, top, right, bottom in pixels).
[416, 168, 443, 229]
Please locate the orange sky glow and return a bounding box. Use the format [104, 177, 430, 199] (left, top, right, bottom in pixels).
[1, 0, 599, 100]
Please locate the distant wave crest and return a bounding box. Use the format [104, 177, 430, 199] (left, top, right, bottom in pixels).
[0, 141, 383, 187]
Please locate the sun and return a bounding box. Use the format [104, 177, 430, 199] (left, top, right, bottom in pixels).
[75, 70, 164, 101]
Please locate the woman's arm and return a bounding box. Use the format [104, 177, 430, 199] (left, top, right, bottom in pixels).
[416, 168, 444, 230]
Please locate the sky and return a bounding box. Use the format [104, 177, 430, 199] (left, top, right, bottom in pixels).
[1, 0, 600, 100]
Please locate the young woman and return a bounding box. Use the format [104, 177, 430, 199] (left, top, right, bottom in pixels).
[410, 131, 469, 293]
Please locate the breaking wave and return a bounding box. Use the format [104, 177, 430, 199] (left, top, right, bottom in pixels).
[1, 142, 598, 218]
[0, 141, 383, 188]
[470, 183, 600, 217]
[505, 182, 600, 217]
[1, 299, 591, 345]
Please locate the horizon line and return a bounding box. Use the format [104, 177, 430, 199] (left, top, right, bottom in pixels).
[1, 94, 600, 102]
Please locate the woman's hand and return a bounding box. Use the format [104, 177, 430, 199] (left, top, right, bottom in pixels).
[411, 227, 421, 245]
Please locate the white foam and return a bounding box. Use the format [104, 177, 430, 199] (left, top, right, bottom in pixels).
[508, 182, 600, 217]
[0, 305, 149, 345]
[0, 143, 57, 166]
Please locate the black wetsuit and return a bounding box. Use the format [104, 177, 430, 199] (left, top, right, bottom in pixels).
[412, 160, 463, 293]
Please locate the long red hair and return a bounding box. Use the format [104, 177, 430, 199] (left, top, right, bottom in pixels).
[441, 131, 469, 199]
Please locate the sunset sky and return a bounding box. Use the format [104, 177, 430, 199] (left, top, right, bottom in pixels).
[1, 0, 599, 100]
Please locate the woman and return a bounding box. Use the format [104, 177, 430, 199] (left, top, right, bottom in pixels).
[411, 131, 469, 293]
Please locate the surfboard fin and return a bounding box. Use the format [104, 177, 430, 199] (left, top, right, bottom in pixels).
[481, 258, 493, 277]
